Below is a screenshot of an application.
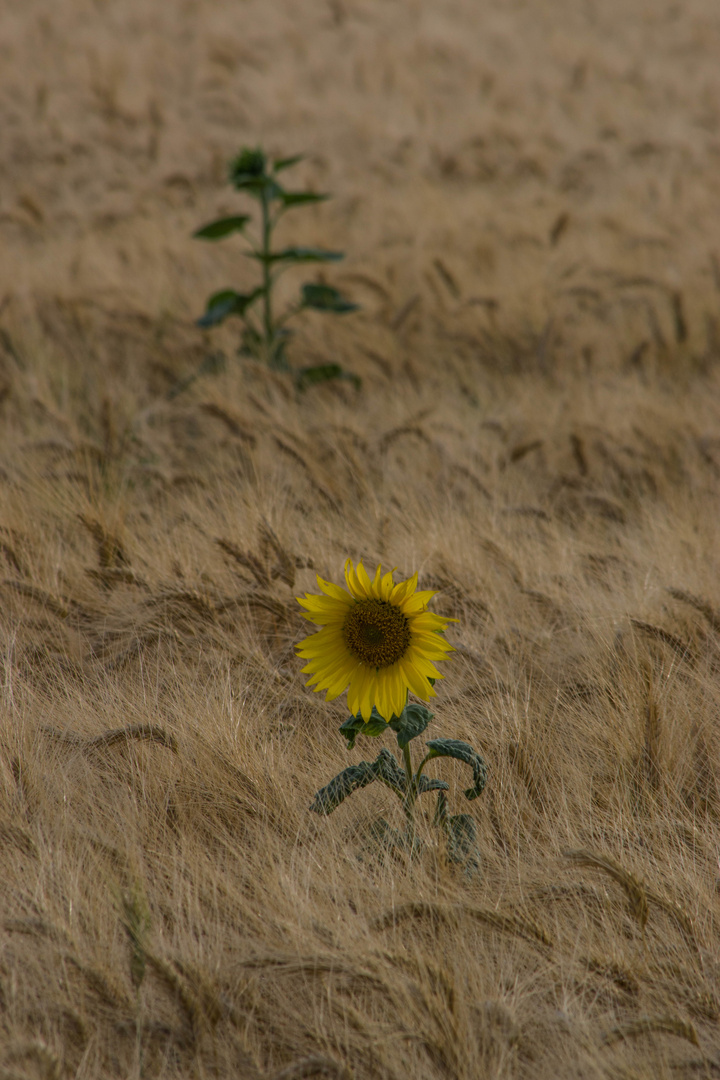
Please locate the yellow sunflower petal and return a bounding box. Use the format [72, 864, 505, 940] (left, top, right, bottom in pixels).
[380, 569, 395, 600]
[405, 651, 444, 680]
[411, 611, 452, 632]
[361, 670, 379, 721]
[410, 633, 454, 655]
[297, 559, 455, 716]
[315, 576, 353, 602]
[297, 598, 352, 625]
[347, 664, 372, 720]
[295, 630, 345, 652]
[296, 627, 345, 653]
[390, 572, 419, 605]
[376, 681, 394, 724]
[302, 649, 353, 679]
[400, 590, 436, 614]
[399, 656, 434, 699]
[355, 561, 374, 598]
[344, 558, 366, 600]
[385, 663, 408, 718]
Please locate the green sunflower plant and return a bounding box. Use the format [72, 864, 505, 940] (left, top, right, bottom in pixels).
[194, 147, 360, 390]
[296, 559, 488, 870]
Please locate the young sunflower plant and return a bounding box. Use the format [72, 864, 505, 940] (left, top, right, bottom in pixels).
[194, 147, 360, 390]
[297, 559, 487, 867]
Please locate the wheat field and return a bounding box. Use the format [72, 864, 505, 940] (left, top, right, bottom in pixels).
[3, 0, 720, 1077]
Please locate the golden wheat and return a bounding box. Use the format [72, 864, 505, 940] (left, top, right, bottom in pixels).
[2, 0, 720, 1076]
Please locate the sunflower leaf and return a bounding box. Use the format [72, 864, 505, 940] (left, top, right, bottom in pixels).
[247, 246, 344, 265]
[360, 818, 425, 863]
[364, 817, 404, 856]
[310, 760, 379, 815]
[280, 191, 330, 210]
[374, 747, 407, 794]
[417, 774, 449, 795]
[433, 790, 449, 828]
[389, 703, 434, 748]
[272, 153, 304, 173]
[228, 148, 283, 199]
[339, 707, 387, 749]
[193, 215, 251, 240]
[424, 738, 488, 801]
[310, 748, 405, 814]
[300, 283, 359, 313]
[197, 288, 263, 328]
[446, 813, 481, 870]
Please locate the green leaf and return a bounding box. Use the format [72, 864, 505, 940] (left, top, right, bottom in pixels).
[310, 748, 405, 814]
[227, 147, 280, 199]
[374, 747, 408, 794]
[424, 738, 488, 801]
[433, 790, 448, 828]
[310, 761, 379, 815]
[296, 363, 361, 392]
[279, 191, 330, 209]
[233, 177, 282, 199]
[446, 814, 480, 866]
[389, 703, 433, 748]
[193, 215, 251, 240]
[339, 707, 388, 750]
[300, 283, 359, 313]
[362, 817, 423, 860]
[229, 147, 266, 181]
[248, 247, 344, 265]
[366, 817, 404, 851]
[273, 154, 304, 173]
[339, 715, 364, 750]
[197, 288, 262, 328]
[417, 775, 449, 795]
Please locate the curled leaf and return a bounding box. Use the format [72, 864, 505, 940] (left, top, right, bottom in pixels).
[425, 738, 488, 801]
[310, 748, 405, 814]
[339, 708, 387, 750]
[417, 775, 449, 795]
[389, 703, 433, 748]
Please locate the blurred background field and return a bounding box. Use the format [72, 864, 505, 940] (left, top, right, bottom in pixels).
[2, 0, 720, 1077]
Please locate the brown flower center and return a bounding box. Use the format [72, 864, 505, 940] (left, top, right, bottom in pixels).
[342, 599, 411, 668]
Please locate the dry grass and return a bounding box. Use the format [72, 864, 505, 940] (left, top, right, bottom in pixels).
[3, 1, 720, 1077]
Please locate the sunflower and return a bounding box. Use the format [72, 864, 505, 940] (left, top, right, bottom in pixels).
[296, 559, 454, 722]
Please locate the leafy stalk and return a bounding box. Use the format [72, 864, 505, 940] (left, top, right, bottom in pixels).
[193, 146, 359, 387]
[312, 703, 486, 869]
[259, 181, 275, 366]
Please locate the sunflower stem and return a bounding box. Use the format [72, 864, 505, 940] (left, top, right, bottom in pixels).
[401, 742, 417, 842]
[414, 753, 434, 785]
[260, 182, 276, 366]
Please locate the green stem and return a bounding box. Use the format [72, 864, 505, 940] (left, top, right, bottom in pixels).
[414, 753, 434, 787]
[260, 187, 274, 363]
[401, 742, 416, 838]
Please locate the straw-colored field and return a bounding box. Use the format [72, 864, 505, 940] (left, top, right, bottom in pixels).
[2, 1, 720, 1077]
